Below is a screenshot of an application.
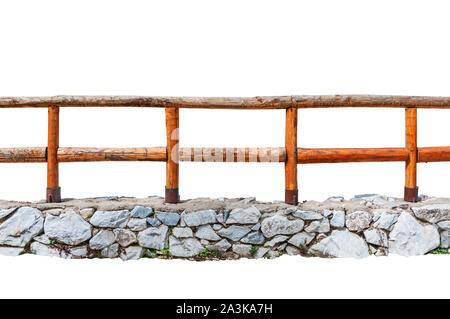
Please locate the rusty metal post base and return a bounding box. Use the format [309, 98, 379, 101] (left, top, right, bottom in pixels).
[285, 189, 298, 205]
[46, 187, 61, 203]
[404, 186, 419, 202]
[165, 188, 179, 203]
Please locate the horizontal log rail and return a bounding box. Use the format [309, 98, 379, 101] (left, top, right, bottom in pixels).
[0, 95, 449, 204]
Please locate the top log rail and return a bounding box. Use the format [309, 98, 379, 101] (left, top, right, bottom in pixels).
[2, 95, 450, 109]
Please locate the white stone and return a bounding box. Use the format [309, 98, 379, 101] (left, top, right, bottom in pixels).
[127, 218, 147, 231]
[30, 242, 64, 258]
[206, 239, 231, 252]
[363, 228, 388, 247]
[389, 212, 440, 256]
[80, 208, 95, 219]
[261, 215, 304, 238]
[90, 210, 131, 228]
[137, 225, 168, 250]
[437, 221, 450, 231]
[195, 225, 221, 241]
[120, 246, 143, 261]
[0, 207, 17, 219]
[0, 247, 24, 256]
[309, 230, 369, 258]
[412, 204, 450, 223]
[213, 224, 223, 231]
[286, 246, 301, 256]
[254, 247, 269, 259]
[226, 206, 261, 224]
[101, 243, 119, 258]
[330, 210, 345, 228]
[0, 207, 43, 247]
[373, 212, 398, 230]
[44, 211, 92, 245]
[114, 228, 137, 247]
[288, 232, 315, 248]
[182, 210, 217, 226]
[346, 211, 371, 232]
[70, 246, 87, 257]
[264, 235, 289, 247]
[34, 234, 51, 245]
[169, 237, 203, 257]
[232, 244, 252, 257]
[293, 210, 322, 220]
[173, 227, 193, 238]
[305, 219, 330, 233]
[440, 231, 450, 248]
[89, 230, 115, 250]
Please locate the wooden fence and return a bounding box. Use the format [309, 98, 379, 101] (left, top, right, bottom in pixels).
[1, 95, 450, 204]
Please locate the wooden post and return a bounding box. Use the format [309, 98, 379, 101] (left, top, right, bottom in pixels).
[165, 107, 179, 203]
[47, 105, 61, 202]
[404, 107, 418, 202]
[285, 107, 298, 204]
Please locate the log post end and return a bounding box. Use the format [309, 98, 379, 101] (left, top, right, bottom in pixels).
[46, 187, 61, 203]
[165, 188, 179, 204]
[404, 186, 419, 202]
[285, 189, 298, 205]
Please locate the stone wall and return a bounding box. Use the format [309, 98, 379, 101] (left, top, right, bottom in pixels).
[0, 194, 449, 260]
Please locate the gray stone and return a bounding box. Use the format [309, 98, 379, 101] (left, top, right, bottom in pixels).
[223, 210, 231, 222]
[70, 246, 87, 258]
[127, 218, 147, 231]
[389, 212, 440, 256]
[0, 247, 24, 256]
[89, 230, 115, 250]
[0, 207, 43, 247]
[330, 210, 345, 228]
[0, 207, 17, 220]
[264, 235, 289, 247]
[101, 243, 119, 258]
[120, 246, 143, 261]
[90, 210, 131, 228]
[254, 247, 269, 259]
[195, 225, 221, 241]
[44, 209, 63, 216]
[45, 211, 92, 245]
[169, 237, 203, 257]
[437, 221, 450, 231]
[226, 206, 261, 224]
[293, 210, 322, 220]
[323, 209, 333, 217]
[277, 243, 287, 251]
[213, 224, 223, 231]
[206, 239, 231, 252]
[288, 232, 315, 248]
[327, 196, 344, 202]
[79, 208, 95, 219]
[285, 246, 301, 256]
[30, 242, 63, 258]
[309, 230, 369, 258]
[251, 223, 261, 231]
[114, 228, 137, 247]
[373, 212, 398, 230]
[239, 197, 256, 204]
[146, 217, 161, 227]
[412, 204, 450, 223]
[217, 226, 251, 241]
[261, 215, 304, 238]
[131, 206, 153, 218]
[137, 225, 168, 250]
[351, 194, 378, 201]
[200, 239, 209, 246]
[363, 229, 388, 247]
[346, 211, 371, 232]
[240, 231, 265, 244]
[216, 213, 224, 224]
[232, 244, 252, 257]
[182, 209, 217, 226]
[34, 234, 51, 245]
[173, 227, 193, 238]
[441, 231, 450, 248]
[155, 211, 180, 226]
[305, 219, 330, 233]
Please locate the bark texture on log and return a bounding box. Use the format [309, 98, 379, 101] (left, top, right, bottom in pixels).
[2, 95, 450, 109]
[0, 147, 46, 162]
[297, 147, 408, 163]
[179, 147, 285, 162]
[418, 146, 450, 162]
[57, 147, 167, 162]
[285, 107, 298, 204]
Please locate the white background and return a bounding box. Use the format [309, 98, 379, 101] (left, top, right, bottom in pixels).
[0, 0, 449, 299]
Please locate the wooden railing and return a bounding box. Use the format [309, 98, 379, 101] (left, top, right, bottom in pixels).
[1, 95, 450, 204]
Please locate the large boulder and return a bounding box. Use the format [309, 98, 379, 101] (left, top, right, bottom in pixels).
[90, 210, 131, 228]
[89, 230, 115, 250]
[45, 211, 92, 245]
[411, 204, 450, 223]
[225, 206, 261, 224]
[182, 210, 217, 226]
[309, 230, 369, 258]
[217, 226, 251, 241]
[137, 225, 168, 250]
[261, 215, 304, 238]
[345, 211, 371, 232]
[0, 207, 43, 247]
[169, 237, 203, 257]
[389, 212, 440, 256]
